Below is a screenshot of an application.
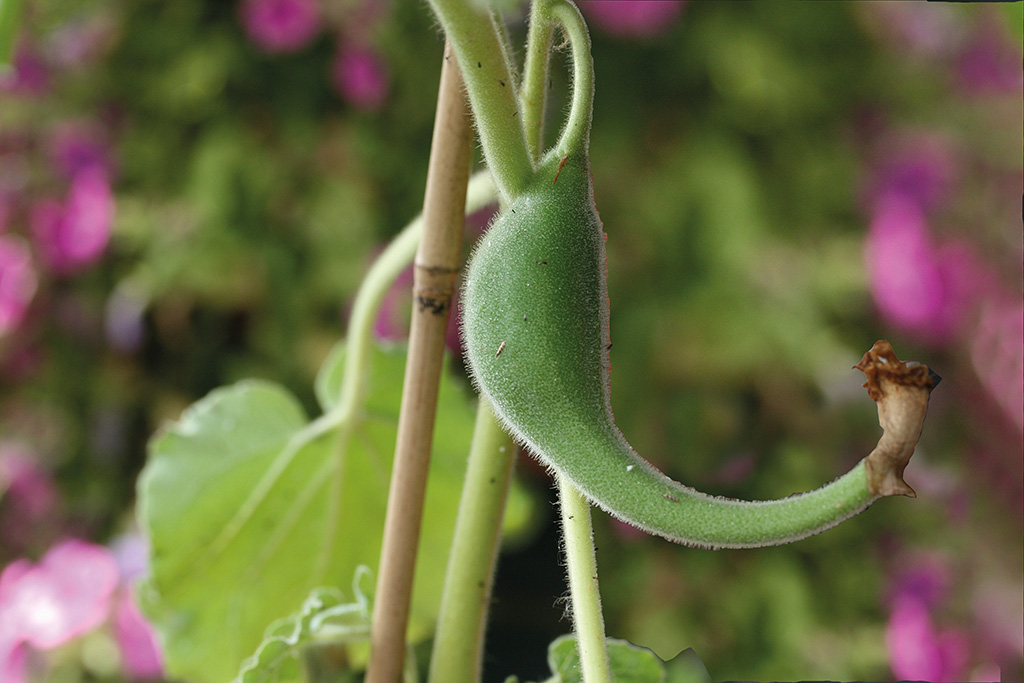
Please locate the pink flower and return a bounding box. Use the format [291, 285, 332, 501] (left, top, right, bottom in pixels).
[0, 537, 163, 682]
[971, 296, 1024, 432]
[862, 194, 988, 343]
[31, 167, 114, 274]
[109, 533, 163, 679]
[864, 3, 963, 59]
[332, 45, 390, 111]
[868, 139, 955, 214]
[0, 445, 60, 555]
[0, 540, 120, 682]
[885, 553, 972, 682]
[578, 1, 685, 39]
[373, 263, 412, 342]
[113, 592, 163, 680]
[44, 16, 115, 70]
[957, 21, 1024, 94]
[887, 596, 944, 681]
[0, 46, 50, 96]
[887, 596, 969, 682]
[888, 555, 950, 610]
[241, 0, 321, 54]
[47, 124, 114, 180]
[864, 197, 946, 339]
[0, 236, 38, 336]
[0, 194, 11, 234]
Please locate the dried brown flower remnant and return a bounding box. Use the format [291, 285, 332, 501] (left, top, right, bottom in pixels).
[854, 340, 940, 498]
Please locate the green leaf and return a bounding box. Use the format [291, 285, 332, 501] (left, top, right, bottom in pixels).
[511, 635, 711, 683]
[548, 635, 663, 683]
[234, 569, 372, 683]
[137, 343, 478, 682]
[663, 648, 712, 683]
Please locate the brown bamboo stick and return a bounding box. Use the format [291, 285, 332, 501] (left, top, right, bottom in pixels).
[365, 40, 473, 683]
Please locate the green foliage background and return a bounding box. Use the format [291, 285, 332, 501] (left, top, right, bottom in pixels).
[1, 1, 1021, 682]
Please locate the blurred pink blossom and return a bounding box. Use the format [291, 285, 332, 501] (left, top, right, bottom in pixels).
[0, 236, 38, 336]
[0, 445, 60, 554]
[865, 3, 963, 59]
[888, 555, 951, 610]
[886, 555, 970, 682]
[0, 46, 50, 96]
[0, 195, 11, 234]
[47, 124, 114, 180]
[887, 596, 969, 682]
[0, 540, 120, 682]
[241, 0, 321, 54]
[863, 196, 968, 342]
[332, 45, 390, 111]
[44, 17, 115, 70]
[971, 296, 1024, 432]
[868, 138, 955, 214]
[373, 263, 411, 342]
[113, 591, 163, 680]
[31, 167, 114, 274]
[958, 21, 1024, 94]
[0, 537, 163, 681]
[109, 532, 163, 679]
[578, 1, 685, 39]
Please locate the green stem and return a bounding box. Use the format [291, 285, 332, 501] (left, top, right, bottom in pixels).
[520, 0, 594, 162]
[520, 0, 555, 158]
[548, 0, 594, 160]
[426, 0, 534, 203]
[428, 398, 515, 683]
[521, 4, 610, 679]
[335, 170, 495, 423]
[558, 474, 611, 683]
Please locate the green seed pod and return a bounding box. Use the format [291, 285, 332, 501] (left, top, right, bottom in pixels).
[462, 151, 936, 549]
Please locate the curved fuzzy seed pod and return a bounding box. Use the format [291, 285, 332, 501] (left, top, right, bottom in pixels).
[461, 152, 937, 549]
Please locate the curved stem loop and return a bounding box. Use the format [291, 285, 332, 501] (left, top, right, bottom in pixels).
[548, 0, 595, 160]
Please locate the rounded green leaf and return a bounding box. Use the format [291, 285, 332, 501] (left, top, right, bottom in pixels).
[137, 345, 478, 682]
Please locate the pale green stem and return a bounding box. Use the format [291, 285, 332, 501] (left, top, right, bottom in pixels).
[527, 4, 611, 680]
[520, 0, 555, 158]
[558, 474, 611, 683]
[426, 0, 534, 203]
[548, 0, 594, 160]
[334, 170, 496, 423]
[428, 398, 515, 683]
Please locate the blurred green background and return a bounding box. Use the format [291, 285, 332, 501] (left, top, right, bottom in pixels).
[1, 1, 1021, 682]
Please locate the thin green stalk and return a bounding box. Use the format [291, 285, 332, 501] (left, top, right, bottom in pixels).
[520, 0, 555, 158]
[558, 474, 611, 683]
[322, 170, 496, 581]
[427, 398, 515, 683]
[335, 170, 495, 423]
[520, 3, 612, 680]
[548, 0, 594, 160]
[426, 0, 533, 203]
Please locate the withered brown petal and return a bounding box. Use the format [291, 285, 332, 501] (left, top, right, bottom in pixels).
[854, 340, 939, 497]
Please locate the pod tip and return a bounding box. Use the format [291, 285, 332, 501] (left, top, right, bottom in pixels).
[855, 340, 937, 498]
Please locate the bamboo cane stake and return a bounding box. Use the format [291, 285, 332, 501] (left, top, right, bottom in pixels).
[365, 40, 473, 683]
